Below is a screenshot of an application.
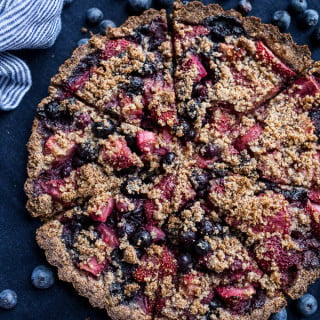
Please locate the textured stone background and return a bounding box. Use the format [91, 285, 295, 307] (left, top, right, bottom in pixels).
[1, 0, 320, 319]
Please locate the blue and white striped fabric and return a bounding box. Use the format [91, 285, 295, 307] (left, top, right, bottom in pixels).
[0, 0, 64, 111]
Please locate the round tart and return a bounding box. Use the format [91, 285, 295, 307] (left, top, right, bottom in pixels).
[25, 1, 320, 319]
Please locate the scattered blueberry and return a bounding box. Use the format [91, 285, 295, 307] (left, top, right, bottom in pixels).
[303, 9, 319, 27]
[132, 230, 152, 248]
[270, 308, 287, 320]
[0, 289, 17, 310]
[118, 221, 136, 238]
[63, 0, 73, 7]
[99, 20, 116, 35]
[193, 239, 211, 255]
[177, 253, 192, 273]
[238, 0, 252, 15]
[128, 0, 152, 13]
[155, 0, 174, 8]
[92, 120, 115, 138]
[272, 10, 291, 32]
[77, 38, 89, 47]
[72, 142, 99, 167]
[127, 77, 144, 96]
[86, 8, 104, 25]
[31, 265, 55, 289]
[290, 0, 308, 14]
[296, 293, 318, 316]
[209, 299, 222, 310]
[198, 219, 214, 236]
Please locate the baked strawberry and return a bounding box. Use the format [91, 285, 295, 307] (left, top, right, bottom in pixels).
[44, 135, 77, 161]
[137, 130, 157, 153]
[88, 197, 115, 222]
[78, 256, 105, 276]
[102, 39, 132, 60]
[96, 224, 119, 248]
[183, 54, 207, 83]
[99, 136, 140, 170]
[234, 124, 262, 151]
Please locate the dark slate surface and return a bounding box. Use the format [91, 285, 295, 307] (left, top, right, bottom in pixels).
[1, 0, 320, 319]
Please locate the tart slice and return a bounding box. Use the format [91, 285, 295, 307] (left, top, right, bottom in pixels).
[50, 9, 177, 128]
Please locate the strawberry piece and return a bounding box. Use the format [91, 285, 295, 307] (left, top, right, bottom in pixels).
[102, 39, 131, 60]
[41, 179, 65, 200]
[134, 246, 177, 283]
[306, 201, 320, 240]
[65, 70, 90, 93]
[99, 136, 138, 170]
[309, 190, 320, 204]
[193, 154, 216, 169]
[234, 124, 262, 151]
[183, 55, 207, 83]
[255, 41, 296, 78]
[96, 224, 119, 248]
[89, 197, 114, 222]
[137, 130, 157, 153]
[44, 135, 77, 161]
[255, 236, 300, 274]
[78, 256, 105, 276]
[290, 76, 320, 99]
[119, 92, 143, 121]
[132, 293, 153, 315]
[145, 225, 166, 242]
[182, 25, 210, 39]
[216, 285, 255, 300]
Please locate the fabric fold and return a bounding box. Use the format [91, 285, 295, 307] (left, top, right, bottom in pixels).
[0, 0, 63, 111]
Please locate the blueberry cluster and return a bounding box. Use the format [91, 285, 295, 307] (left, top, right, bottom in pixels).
[271, 0, 320, 43]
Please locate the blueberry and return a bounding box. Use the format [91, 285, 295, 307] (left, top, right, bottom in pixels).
[92, 120, 115, 138]
[141, 60, 156, 76]
[45, 101, 62, 119]
[190, 170, 209, 191]
[180, 120, 195, 141]
[162, 152, 176, 165]
[128, 0, 152, 13]
[72, 142, 99, 167]
[179, 230, 196, 246]
[86, 8, 104, 25]
[127, 77, 144, 96]
[155, 0, 173, 8]
[193, 239, 211, 255]
[118, 221, 136, 238]
[31, 265, 55, 289]
[198, 219, 214, 236]
[303, 9, 319, 27]
[201, 143, 221, 159]
[238, 0, 252, 15]
[0, 289, 17, 310]
[99, 20, 116, 35]
[209, 299, 222, 310]
[270, 308, 287, 320]
[132, 230, 152, 248]
[296, 293, 318, 316]
[272, 11, 291, 31]
[177, 253, 192, 273]
[290, 0, 308, 14]
[77, 38, 89, 46]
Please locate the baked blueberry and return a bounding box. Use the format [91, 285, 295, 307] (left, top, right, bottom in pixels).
[127, 77, 144, 96]
[128, 0, 152, 13]
[198, 219, 214, 236]
[0, 289, 17, 310]
[272, 10, 291, 31]
[270, 308, 287, 320]
[92, 120, 115, 138]
[290, 0, 308, 13]
[77, 38, 89, 46]
[201, 143, 221, 159]
[99, 19, 116, 35]
[302, 9, 319, 27]
[193, 239, 211, 255]
[31, 265, 55, 289]
[179, 230, 196, 246]
[86, 8, 104, 25]
[296, 293, 318, 316]
[177, 253, 192, 272]
[162, 152, 176, 165]
[132, 230, 152, 248]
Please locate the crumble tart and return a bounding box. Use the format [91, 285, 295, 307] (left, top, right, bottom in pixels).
[25, 1, 320, 319]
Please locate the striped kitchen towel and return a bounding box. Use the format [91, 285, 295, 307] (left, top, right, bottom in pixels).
[0, 0, 64, 111]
